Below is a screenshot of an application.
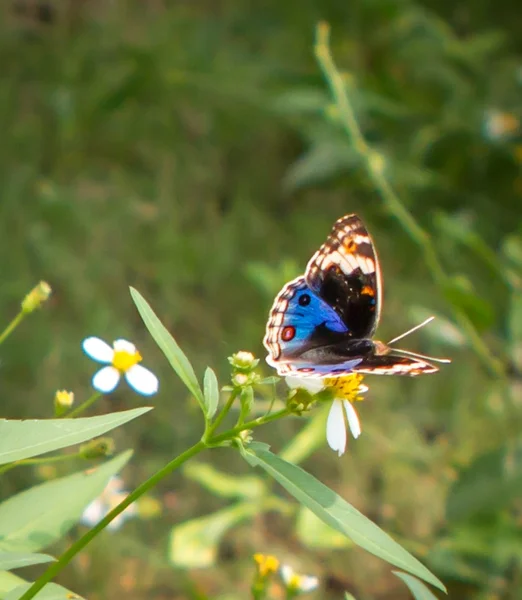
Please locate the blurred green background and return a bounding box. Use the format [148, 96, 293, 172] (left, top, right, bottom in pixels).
[1, 0, 522, 598]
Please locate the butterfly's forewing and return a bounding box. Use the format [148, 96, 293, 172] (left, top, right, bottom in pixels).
[305, 214, 382, 339]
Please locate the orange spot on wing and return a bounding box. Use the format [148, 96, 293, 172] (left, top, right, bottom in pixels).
[361, 285, 375, 296]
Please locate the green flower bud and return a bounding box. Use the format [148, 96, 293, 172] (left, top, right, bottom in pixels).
[21, 281, 52, 313]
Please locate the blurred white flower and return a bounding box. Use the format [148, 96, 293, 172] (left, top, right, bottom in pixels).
[483, 109, 519, 140]
[280, 564, 319, 593]
[82, 337, 158, 396]
[81, 476, 136, 531]
[286, 374, 368, 457]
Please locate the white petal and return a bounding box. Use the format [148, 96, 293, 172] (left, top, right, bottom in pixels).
[285, 376, 324, 394]
[125, 364, 159, 396]
[300, 575, 319, 592]
[82, 337, 114, 363]
[113, 339, 137, 354]
[343, 400, 361, 439]
[359, 384, 369, 394]
[92, 366, 121, 393]
[326, 399, 347, 456]
[280, 565, 294, 584]
[81, 499, 105, 527]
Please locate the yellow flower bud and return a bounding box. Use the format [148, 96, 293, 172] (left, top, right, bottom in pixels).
[54, 390, 74, 416]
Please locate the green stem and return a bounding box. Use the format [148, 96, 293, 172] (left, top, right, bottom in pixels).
[251, 581, 267, 600]
[0, 311, 25, 346]
[18, 439, 207, 600]
[209, 407, 291, 446]
[64, 391, 103, 419]
[314, 22, 505, 378]
[0, 452, 82, 476]
[203, 390, 239, 441]
[18, 398, 291, 599]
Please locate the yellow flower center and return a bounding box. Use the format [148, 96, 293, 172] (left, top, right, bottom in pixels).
[288, 574, 303, 590]
[253, 553, 280, 577]
[324, 373, 366, 403]
[112, 349, 142, 373]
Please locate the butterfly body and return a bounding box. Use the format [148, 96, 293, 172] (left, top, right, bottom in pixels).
[264, 214, 442, 377]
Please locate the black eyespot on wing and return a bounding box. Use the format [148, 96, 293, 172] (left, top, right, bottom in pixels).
[298, 293, 311, 306]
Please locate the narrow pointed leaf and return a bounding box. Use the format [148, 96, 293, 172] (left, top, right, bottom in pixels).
[0, 409, 151, 465]
[184, 462, 266, 499]
[169, 503, 259, 569]
[5, 582, 85, 600]
[130, 287, 204, 405]
[0, 572, 26, 597]
[0, 553, 55, 571]
[393, 571, 439, 600]
[0, 451, 132, 553]
[243, 444, 446, 593]
[203, 368, 219, 419]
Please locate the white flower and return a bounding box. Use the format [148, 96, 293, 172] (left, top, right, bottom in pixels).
[280, 564, 319, 593]
[82, 337, 159, 396]
[286, 374, 368, 457]
[81, 476, 137, 531]
[483, 109, 519, 140]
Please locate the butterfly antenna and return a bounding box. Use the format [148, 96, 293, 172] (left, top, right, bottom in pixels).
[387, 316, 451, 364]
[387, 316, 436, 345]
[390, 347, 451, 364]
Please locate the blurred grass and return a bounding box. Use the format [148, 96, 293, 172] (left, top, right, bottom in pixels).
[1, 0, 522, 598]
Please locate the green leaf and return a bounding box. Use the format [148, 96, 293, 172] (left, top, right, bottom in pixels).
[442, 277, 495, 330]
[344, 594, 357, 600]
[169, 503, 259, 569]
[509, 291, 522, 370]
[5, 582, 85, 600]
[0, 409, 150, 466]
[0, 553, 55, 571]
[184, 462, 266, 499]
[283, 141, 359, 192]
[129, 287, 204, 406]
[446, 443, 522, 522]
[296, 506, 352, 549]
[0, 572, 26, 599]
[280, 404, 328, 465]
[393, 571, 439, 600]
[0, 451, 132, 553]
[242, 444, 446, 593]
[203, 368, 219, 419]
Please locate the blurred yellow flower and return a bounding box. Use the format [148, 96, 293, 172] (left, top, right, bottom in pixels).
[254, 553, 280, 577]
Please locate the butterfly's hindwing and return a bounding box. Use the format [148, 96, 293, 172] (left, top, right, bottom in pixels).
[351, 355, 438, 376]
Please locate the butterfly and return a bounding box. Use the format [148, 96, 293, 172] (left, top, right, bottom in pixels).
[263, 214, 450, 377]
